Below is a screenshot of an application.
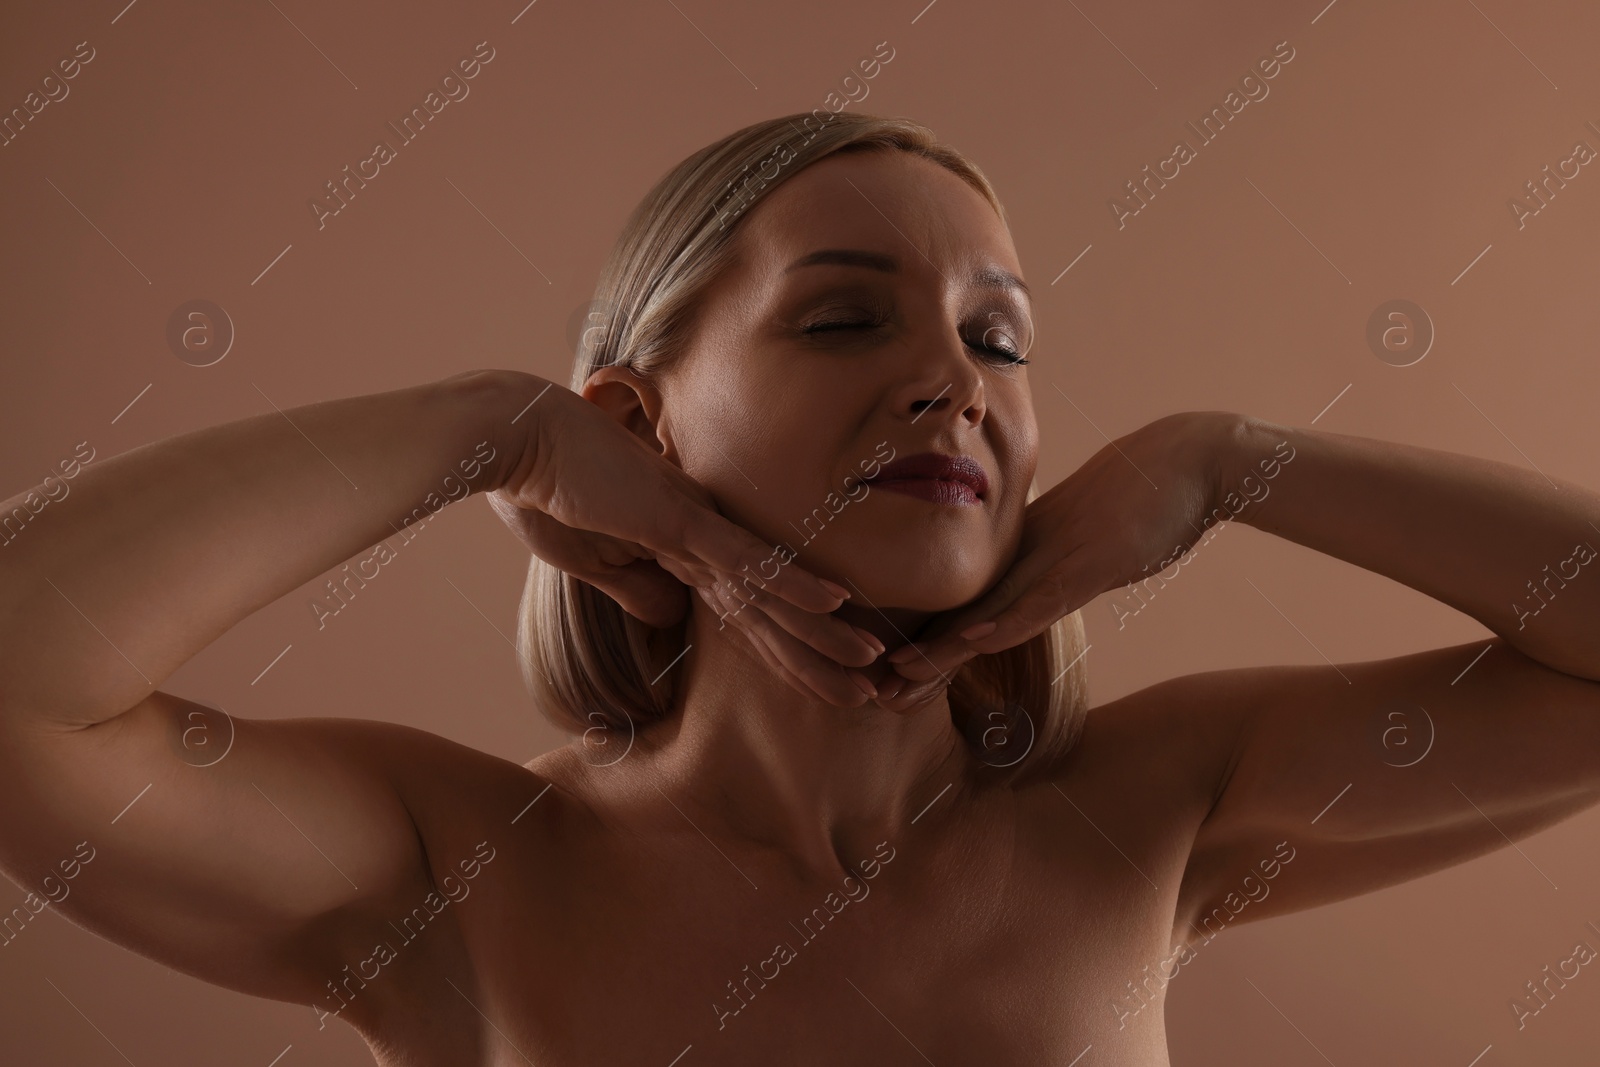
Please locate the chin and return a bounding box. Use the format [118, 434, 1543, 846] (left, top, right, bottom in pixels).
[805, 543, 1000, 613]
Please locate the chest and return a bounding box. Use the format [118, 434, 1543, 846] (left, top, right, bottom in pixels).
[439, 793, 1184, 1066]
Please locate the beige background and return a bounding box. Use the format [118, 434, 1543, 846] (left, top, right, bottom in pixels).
[4, 0, 1600, 1062]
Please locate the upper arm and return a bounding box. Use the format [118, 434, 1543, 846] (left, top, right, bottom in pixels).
[0, 690, 448, 1004]
[1172, 639, 1600, 945]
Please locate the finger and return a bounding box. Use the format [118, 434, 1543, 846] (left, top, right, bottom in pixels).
[490, 497, 693, 627]
[695, 586, 826, 703]
[871, 672, 908, 704]
[648, 493, 847, 616]
[489, 491, 656, 575]
[595, 558, 690, 628]
[704, 585, 870, 710]
[705, 586, 873, 707]
[492, 486, 755, 604]
[959, 560, 1101, 657]
[653, 553, 717, 593]
[890, 552, 1093, 680]
[882, 564, 1049, 683]
[871, 669, 954, 715]
[889, 640, 981, 684]
[710, 577, 883, 668]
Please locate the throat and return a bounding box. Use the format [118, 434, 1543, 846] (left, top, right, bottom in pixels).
[638, 700, 971, 880]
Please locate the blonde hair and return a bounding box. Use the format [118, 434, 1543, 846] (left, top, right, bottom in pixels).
[516, 111, 1089, 784]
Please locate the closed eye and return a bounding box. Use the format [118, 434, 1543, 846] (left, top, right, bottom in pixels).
[801, 320, 1030, 366]
[802, 319, 876, 334]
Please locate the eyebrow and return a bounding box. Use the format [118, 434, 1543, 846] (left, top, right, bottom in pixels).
[783, 248, 1031, 299]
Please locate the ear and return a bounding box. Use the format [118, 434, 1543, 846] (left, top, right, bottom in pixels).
[581, 365, 676, 462]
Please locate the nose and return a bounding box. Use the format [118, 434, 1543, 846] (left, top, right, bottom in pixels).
[900, 328, 987, 428]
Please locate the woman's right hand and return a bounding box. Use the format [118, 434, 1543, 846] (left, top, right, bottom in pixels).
[483, 374, 883, 696]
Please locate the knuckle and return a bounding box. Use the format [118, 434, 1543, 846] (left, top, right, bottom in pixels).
[1031, 569, 1070, 606]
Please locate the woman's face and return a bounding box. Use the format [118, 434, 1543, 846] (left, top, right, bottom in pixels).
[628, 149, 1039, 614]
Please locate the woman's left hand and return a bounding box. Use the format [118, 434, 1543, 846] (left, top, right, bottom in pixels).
[874, 411, 1246, 710]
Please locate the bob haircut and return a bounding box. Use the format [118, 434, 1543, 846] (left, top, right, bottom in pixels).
[515, 111, 1089, 785]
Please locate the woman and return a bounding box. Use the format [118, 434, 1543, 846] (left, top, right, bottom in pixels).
[2, 111, 1598, 1066]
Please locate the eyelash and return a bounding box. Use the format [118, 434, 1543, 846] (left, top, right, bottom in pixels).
[801, 318, 1031, 366]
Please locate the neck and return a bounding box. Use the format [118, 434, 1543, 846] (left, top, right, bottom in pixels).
[643, 598, 971, 878]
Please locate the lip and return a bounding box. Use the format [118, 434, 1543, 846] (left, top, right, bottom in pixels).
[868, 452, 989, 504]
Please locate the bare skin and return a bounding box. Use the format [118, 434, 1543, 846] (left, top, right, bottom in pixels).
[4, 150, 1600, 1065]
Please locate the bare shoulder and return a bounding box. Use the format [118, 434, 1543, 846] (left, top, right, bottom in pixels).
[0, 694, 586, 1021]
[367, 722, 594, 877]
[286, 724, 595, 1044]
[279, 716, 594, 911]
[1021, 666, 1267, 929]
[1041, 665, 1260, 820]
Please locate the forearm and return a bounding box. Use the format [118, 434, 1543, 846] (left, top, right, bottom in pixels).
[1220, 414, 1600, 680]
[0, 368, 544, 726]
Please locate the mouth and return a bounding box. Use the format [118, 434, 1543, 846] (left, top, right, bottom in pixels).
[867, 452, 988, 506]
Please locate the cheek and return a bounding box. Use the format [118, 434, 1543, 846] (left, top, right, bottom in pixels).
[989, 398, 1039, 507]
[676, 383, 833, 544]
[1000, 393, 1040, 472]
[681, 357, 857, 496]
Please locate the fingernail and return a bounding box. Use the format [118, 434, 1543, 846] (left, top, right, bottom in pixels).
[820, 578, 851, 601]
[887, 644, 920, 664]
[853, 626, 886, 655]
[960, 621, 998, 640]
[850, 671, 878, 698]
